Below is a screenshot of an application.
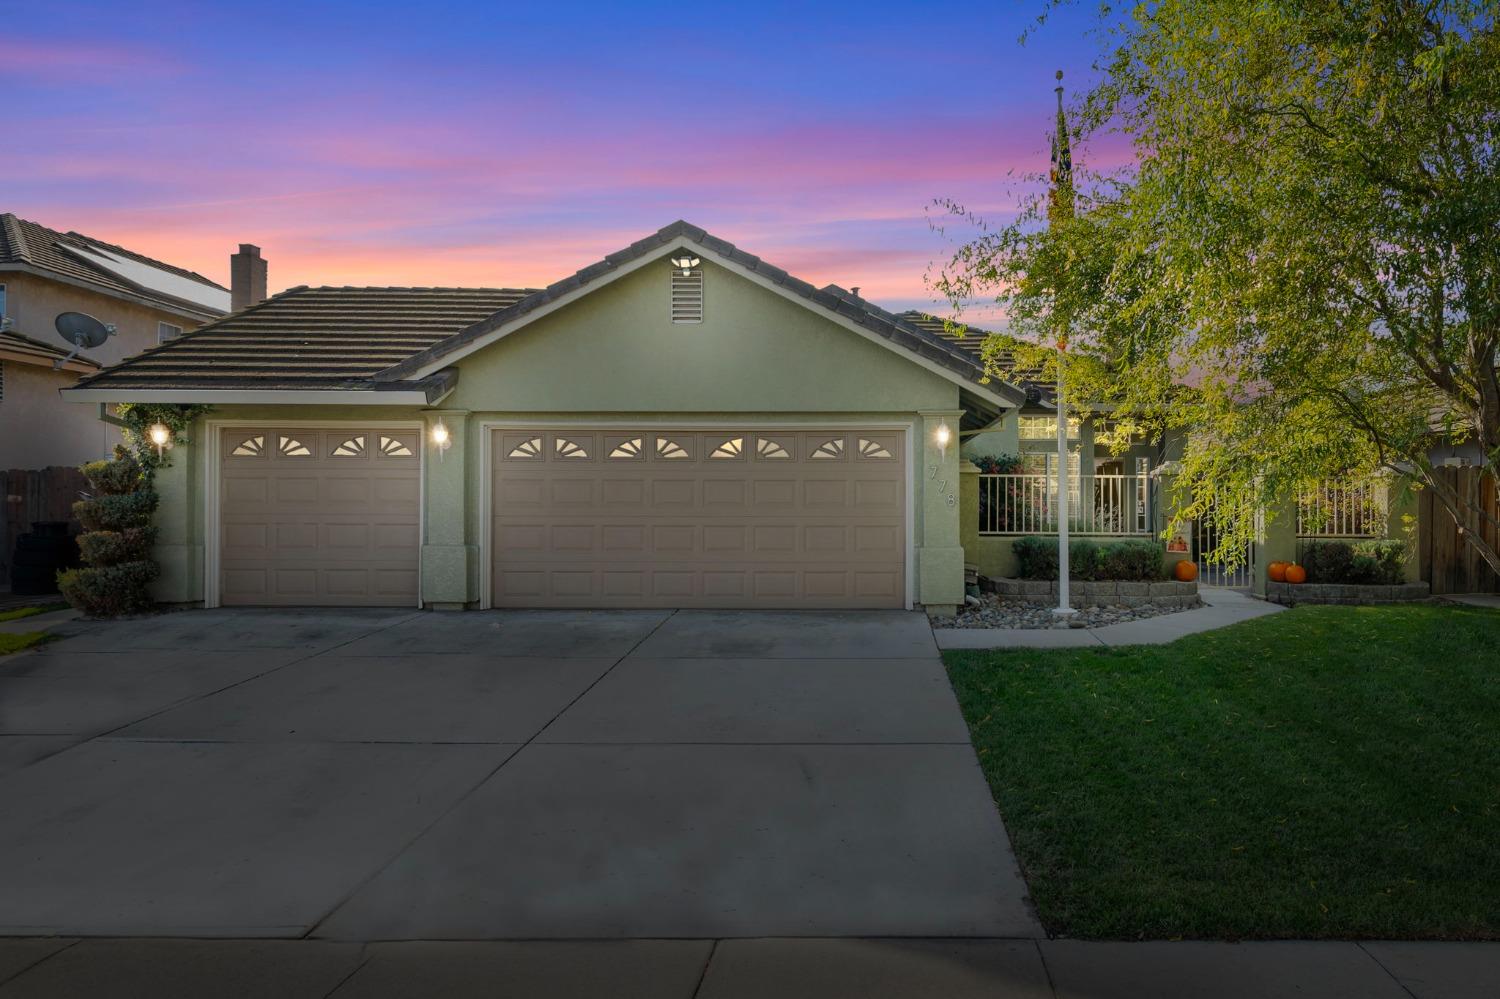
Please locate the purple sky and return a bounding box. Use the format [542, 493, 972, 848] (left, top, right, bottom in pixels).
[5, 1, 1117, 318]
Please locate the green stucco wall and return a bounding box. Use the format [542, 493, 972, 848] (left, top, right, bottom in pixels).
[144, 254, 970, 611]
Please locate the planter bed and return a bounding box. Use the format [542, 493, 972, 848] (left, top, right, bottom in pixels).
[1266, 580, 1430, 605]
[980, 577, 1200, 609]
[954, 593, 1198, 630]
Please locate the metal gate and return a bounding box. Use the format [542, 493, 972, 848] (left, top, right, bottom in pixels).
[1193, 498, 1255, 589]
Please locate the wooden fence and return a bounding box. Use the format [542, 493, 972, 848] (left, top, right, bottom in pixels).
[1419, 467, 1500, 595]
[0, 467, 89, 579]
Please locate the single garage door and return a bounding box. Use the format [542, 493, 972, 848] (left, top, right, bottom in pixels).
[218, 427, 421, 606]
[490, 428, 907, 608]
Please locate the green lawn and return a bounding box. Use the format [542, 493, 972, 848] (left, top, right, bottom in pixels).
[0, 602, 67, 624]
[0, 632, 50, 655]
[944, 603, 1500, 940]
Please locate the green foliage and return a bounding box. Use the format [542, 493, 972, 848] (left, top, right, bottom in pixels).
[63, 445, 159, 617]
[115, 403, 212, 472]
[971, 453, 1024, 474]
[1012, 535, 1165, 581]
[936, 0, 1500, 574]
[74, 492, 158, 533]
[1303, 540, 1408, 585]
[77, 527, 158, 566]
[58, 562, 160, 617]
[944, 604, 1500, 939]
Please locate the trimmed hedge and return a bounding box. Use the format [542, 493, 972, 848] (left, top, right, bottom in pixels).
[58, 561, 160, 617]
[59, 446, 158, 617]
[1301, 539, 1407, 585]
[77, 527, 158, 566]
[1012, 536, 1167, 581]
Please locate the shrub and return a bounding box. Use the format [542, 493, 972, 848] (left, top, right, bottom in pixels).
[1301, 539, 1406, 585]
[972, 453, 1024, 474]
[77, 527, 158, 566]
[1302, 540, 1355, 583]
[58, 562, 160, 617]
[61, 445, 158, 618]
[1012, 536, 1167, 581]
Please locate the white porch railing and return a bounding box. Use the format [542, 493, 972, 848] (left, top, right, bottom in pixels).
[978, 473, 1155, 536]
[1297, 480, 1386, 538]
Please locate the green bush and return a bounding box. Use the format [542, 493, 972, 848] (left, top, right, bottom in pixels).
[1301, 539, 1406, 585]
[73, 491, 158, 533]
[62, 445, 159, 618]
[77, 527, 158, 566]
[58, 562, 160, 617]
[1012, 536, 1167, 581]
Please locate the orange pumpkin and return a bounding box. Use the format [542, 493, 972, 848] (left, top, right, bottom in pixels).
[1283, 563, 1307, 585]
[1173, 560, 1199, 582]
[1267, 561, 1288, 582]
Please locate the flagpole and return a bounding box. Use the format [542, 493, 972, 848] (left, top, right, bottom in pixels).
[1051, 69, 1076, 624]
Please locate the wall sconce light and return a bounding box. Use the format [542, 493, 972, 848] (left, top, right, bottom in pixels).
[431, 420, 451, 460]
[147, 422, 172, 459]
[935, 420, 951, 457]
[669, 254, 701, 276]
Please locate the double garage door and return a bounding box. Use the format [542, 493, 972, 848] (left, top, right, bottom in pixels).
[490, 428, 907, 608]
[217, 425, 908, 609]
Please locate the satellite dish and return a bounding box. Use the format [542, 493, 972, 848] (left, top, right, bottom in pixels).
[53, 312, 116, 370]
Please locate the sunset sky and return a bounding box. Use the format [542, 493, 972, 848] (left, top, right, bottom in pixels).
[6, 1, 1113, 318]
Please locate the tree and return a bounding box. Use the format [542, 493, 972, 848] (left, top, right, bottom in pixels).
[57, 446, 160, 617]
[934, 0, 1500, 571]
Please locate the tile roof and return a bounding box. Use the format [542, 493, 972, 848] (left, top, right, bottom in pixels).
[0, 327, 101, 371]
[0, 213, 227, 319]
[71, 222, 1029, 408]
[376, 221, 1026, 406]
[897, 311, 1054, 403]
[70, 285, 533, 394]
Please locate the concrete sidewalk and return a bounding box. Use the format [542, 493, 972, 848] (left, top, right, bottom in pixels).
[0, 937, 1494, 998]
[936, 586, 1284, 650]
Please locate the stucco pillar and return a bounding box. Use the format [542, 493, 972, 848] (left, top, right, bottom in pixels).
[959, 459, 980, 555]
[1254, 494, 1298, 597]
[421, 409, 473, 609]
[917, 410, 965, 617]
[150, 428, 203, 604]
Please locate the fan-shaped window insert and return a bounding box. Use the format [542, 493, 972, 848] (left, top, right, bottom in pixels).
[858, 438, 893, 459]
[507, 438, 542, 459]
[756, 438, 791, 459]
[379, 436, 414, 457]
[809, 438, 845, 459]
[331, 435, 366, 457]
[609, 438, 643, 458]
[231, 435, 264, 457]
[709, 437, 744, 459]
[279, 436, 312, 457]
[656, 438, 690, 459]
[555, 437, 589, 459]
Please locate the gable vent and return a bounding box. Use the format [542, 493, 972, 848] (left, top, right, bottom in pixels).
[671, 269, 704, 324]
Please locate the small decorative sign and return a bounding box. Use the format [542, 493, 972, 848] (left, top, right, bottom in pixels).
[1167, 532, 1189, 553]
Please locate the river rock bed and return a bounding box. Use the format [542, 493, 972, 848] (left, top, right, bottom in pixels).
[952, 594, 1197, 630]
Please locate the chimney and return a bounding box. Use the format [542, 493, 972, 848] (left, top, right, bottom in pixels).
[230, 244, 267, 312]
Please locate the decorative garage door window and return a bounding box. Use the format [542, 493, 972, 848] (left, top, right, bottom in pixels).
[756, 437, 791, 459]
[709, 437, 744, 459]
[379, 436, 414, 457]
[507, 437, 543, 459]
[279, 436, 312, 457]
[858, 438, 894, 459]
[809, 437, 845, 459]
[656, 438, 691, 459]
[230, 435, 265, 457]
[555, 437, 590, 459]
[332, 435, 366, 457]
[608, 437, 644, 459]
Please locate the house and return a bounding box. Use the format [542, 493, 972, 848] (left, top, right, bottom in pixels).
[64, 221, 1032, 615]
[0, 213, 268, 469]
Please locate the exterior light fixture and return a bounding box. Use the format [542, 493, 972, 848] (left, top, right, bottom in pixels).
[431, 420, 451, 460]
[147, 422, 172, 459]
[669, 254, 701, 276]
[935, 420, 951, 457]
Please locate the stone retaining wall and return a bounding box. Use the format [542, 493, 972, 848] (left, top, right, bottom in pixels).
[982, 577, 1200, 609]
[1265, 581, 1430, 605]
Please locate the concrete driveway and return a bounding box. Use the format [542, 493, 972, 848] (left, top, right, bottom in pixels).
[0, 608, 1037, 941]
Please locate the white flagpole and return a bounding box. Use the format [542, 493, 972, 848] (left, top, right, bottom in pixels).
[1054, 350, 1076, 621]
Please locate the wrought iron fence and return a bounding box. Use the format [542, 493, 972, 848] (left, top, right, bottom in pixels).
[1297, 480, 1386, 538]
[977, 473, 1155, 536]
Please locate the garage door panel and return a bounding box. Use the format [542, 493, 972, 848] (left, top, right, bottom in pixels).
[219, 428, 420, 607]
[491, 427, 906, 608]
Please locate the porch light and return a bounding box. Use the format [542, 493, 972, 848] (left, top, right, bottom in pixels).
[431, 420, 451, 460]
[669, 254, 701, 276]
[147, 422, 172, 459]
[934, 420, 951, 456]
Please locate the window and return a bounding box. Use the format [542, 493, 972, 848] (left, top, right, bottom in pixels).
[1017, 415, 1081, 439]
[671, 269, 704, 323]
[157, 321, 182, 344]
[1020, 445, 1082, 480]
[0, 283, 7, 319]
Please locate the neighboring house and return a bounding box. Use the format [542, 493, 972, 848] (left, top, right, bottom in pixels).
[65, 221, 1030, 615]
[0, 213, 267, 469]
